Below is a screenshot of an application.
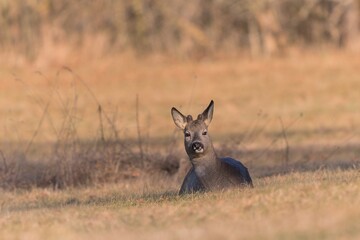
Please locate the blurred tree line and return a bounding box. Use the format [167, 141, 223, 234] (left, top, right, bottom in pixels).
[0, 0, 359, 61]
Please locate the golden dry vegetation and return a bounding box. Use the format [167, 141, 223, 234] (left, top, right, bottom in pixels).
[1, 51, 360, 145]
[1, 169, 360, 240]
[1, 1, 360, 238]
[1, 51, 360, 239]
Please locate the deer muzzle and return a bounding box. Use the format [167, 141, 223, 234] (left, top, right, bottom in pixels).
[191, 141, 204, 153]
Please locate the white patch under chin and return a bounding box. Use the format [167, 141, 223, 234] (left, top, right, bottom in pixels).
[195, 149, 204, 153]
[195, 166, 206, 177]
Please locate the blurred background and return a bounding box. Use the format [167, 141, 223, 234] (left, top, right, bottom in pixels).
[1, 0, 360, 189]
[0, 0, 359, 65]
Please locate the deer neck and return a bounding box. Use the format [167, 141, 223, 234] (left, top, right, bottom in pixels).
[190, 147, 222, 189]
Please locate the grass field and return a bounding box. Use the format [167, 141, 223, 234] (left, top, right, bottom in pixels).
[1, 169, 360, 240]
[1, 51, 360, 144]
[1, 51, 360, 239]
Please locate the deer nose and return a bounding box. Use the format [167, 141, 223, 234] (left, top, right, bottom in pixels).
[192, 142, 204, 152]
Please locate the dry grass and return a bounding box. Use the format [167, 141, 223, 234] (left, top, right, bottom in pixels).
[1, 51, 360, 187]
[1, 169, 360, 240]
[1, 51, 360, 238]
[2, 51, 360, 145]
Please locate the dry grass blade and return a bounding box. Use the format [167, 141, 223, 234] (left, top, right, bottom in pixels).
[279, 117, 290, 166]
[0, 150, 8, 173]
[25, 99, 52, 154]
[136, 94, 144, 161]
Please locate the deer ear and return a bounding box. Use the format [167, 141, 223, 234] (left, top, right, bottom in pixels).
[171, 107, 187, 129]
[201, 100, 214, 126]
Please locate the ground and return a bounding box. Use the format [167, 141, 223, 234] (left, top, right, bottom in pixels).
[1, 51, 360, 239]
[1, 169, 360, 240]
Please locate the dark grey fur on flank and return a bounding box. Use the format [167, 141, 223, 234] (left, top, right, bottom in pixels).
[171, 100, 253, 195]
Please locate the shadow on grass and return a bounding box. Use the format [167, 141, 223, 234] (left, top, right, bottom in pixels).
[1, 140, 360, 214]
[240, 143, 360, 179]
[0, 190, 185, 214]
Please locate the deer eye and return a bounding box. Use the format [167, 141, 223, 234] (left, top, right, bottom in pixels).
[185, 131, 191, 138]
[202, 130, 208, 135]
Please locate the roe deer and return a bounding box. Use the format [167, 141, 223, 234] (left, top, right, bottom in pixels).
[171, 100, 253, 194]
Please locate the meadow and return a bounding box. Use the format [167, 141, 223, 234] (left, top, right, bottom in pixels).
[1, 170, 360, 239]
[1, 51, 360, 239]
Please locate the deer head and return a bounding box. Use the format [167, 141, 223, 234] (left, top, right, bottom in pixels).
[171, 100, 215, 159]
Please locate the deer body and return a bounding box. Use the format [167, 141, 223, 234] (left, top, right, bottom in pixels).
[171, 100, 253, 195]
